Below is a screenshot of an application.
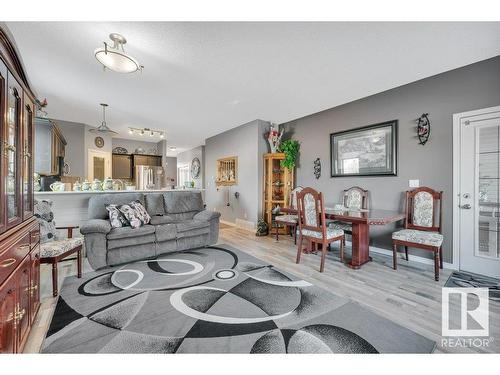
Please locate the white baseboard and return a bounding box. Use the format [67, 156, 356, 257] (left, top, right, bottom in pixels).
[235, 218, 256, 232]
[220, 219, 255, 232]
[366, 243, 457, 270]
[220, 219, 236, 227]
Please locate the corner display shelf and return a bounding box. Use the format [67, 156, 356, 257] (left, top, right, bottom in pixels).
[263, 153, 294, 235]
[216, 156, 237, 186]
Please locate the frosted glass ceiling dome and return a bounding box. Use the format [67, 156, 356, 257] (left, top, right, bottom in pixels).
[94, 33, 143, 73]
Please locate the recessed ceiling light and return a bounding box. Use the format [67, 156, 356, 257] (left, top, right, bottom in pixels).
[94, 33, 144, 74]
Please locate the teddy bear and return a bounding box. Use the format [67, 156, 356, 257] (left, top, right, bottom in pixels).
[34, 199, 57, 243]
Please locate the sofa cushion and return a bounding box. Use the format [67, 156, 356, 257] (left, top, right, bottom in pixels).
[176, 220, 210, 233]
[176, 220, 210, 239]
[155, 224, 177, 242]
[107, 225, 155, 240]
[107, 233, 156, 250]
[145, 194, 165, 216]
[168, 212, 197, 221]
[88, 193, 144, 220]
[105, 204, 129, 228]
[150, 215, 175, 225]
[107, 243, 156, 266]
[164, 191, 203, 214]
[80, 219, 112, 235]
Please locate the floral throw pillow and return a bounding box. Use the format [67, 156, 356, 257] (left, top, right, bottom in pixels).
[117, 204, 142, 229]
[129, 200, 151, 225]
[106, 204, 129, 228]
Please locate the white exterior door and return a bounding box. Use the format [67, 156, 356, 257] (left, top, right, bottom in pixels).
[456, 107, 500, 278]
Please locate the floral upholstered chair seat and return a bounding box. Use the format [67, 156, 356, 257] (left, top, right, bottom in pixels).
[392, 229, 443, 247]
[300, 227, 344, 240]
[40, 237, 84, 258]
[275, 214, 298, 224]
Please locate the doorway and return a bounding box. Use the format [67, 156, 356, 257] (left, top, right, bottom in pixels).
[454, 106, 500, 278]
[87, 149, 112, 181]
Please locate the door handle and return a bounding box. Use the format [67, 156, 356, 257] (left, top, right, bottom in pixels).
[460, 204, 471, 209]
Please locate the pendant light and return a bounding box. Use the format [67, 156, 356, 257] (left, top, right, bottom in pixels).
[94, 33, 143, 73]
[89, 103, 118, 136]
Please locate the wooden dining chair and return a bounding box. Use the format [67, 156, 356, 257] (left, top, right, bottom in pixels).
[296, 187, 345, 272]
[392, 187, 444, 281]
[34, 200, 83, 296]
[275, 186, 304, 244]
[329, 186, 369, 246]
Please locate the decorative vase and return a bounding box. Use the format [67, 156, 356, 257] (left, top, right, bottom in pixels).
[267, 124, 284, 153]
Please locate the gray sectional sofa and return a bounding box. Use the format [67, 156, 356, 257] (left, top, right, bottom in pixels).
[80, 191, 220, 270]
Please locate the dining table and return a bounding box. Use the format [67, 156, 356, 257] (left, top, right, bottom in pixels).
[280, 207, 405, 269]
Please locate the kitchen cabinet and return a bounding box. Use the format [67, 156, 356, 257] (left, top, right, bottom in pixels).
[112, 153, 132, 179]
[133, 154, 161, 167]
[34, 117, 66, 176]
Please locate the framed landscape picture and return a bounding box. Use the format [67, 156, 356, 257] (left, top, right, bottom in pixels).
[330, 120, 398, 177]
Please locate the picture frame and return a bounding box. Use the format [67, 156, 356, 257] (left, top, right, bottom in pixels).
[330, 120, 398, 177]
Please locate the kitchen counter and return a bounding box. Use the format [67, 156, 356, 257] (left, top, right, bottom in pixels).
[35, 188, 204, 195]
[34, 188, 205, 227]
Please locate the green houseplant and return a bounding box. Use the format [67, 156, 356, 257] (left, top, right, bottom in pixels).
[279, 139, 300, 170]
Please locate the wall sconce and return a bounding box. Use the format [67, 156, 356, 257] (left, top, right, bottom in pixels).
[417, 113, 430, 145]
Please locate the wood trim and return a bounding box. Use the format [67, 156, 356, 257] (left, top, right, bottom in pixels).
[0, 27, 36, 101]
[40, 244, 82, 264]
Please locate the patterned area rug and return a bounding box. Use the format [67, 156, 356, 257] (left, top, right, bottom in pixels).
[445, 271, 500, 302]
[42, 245, 436, 353]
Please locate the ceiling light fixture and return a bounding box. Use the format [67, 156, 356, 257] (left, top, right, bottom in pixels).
[89, 103, 118, 136]
[169, 146, 176, 151]
[94, 33, 144, 73]
[129, 127, 165, 138]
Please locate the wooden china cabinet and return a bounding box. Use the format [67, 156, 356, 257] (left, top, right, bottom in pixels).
[0, 26, 41, 353]
[263, 153, 294, 234]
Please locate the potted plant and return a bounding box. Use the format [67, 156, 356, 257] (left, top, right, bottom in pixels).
[279, 139, 300, 170]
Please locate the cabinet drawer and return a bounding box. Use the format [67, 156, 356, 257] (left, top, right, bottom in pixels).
[0, 233, 31, 286]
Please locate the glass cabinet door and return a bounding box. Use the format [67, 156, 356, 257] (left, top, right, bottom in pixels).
[22, 96, 34, 220]
[5, 76, 22, 229]
[0, 62, 6, 234]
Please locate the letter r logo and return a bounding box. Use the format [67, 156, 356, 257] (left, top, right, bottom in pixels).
[442, 288, 489, 337]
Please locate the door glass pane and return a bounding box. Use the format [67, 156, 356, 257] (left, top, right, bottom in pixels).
[93, 157, 105, 180]
[6, 87, 20, 222]
[477, 125, 500, 259]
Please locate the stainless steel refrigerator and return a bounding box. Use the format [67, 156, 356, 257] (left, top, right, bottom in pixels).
[135, 165, 166, 190]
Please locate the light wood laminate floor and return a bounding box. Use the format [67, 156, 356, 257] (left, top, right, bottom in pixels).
[24, 226, 500, 353]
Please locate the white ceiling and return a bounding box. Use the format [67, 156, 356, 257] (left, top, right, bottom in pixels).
[6, 22, 500, 155]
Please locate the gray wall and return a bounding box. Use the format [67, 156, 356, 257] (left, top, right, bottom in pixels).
[111, 138, 159, 155]
[205, 119, 269, 227]
[177, 146, 205, 189]
[281, 55, 500, 263]
[165, 156, 177, 187]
